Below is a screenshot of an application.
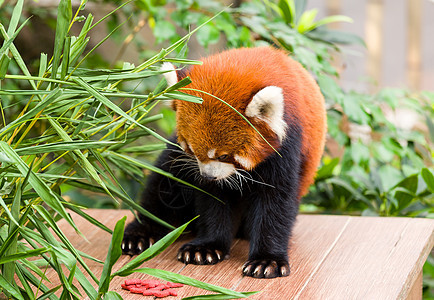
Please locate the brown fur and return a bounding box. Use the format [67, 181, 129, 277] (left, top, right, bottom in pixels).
[175, 47, 326, 197]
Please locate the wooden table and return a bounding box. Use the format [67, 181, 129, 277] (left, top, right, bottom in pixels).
[49, 209, 433, 299]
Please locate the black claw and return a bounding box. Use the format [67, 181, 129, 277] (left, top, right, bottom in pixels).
[177, 244, 226, 265]
[122, 233, 156, 255]
[242, 259, 290, 279]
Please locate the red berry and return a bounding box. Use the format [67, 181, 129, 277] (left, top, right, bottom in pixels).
[166, 282, 184, 288]
[167, 289, 178, 296]
[129, 286, 148, 294]
[125, 279, 142, 285]
[142, 289, 159, 296]
[153, 290, 171, 298]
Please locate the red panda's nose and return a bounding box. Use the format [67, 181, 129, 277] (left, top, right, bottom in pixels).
[202, 174, 217, 181]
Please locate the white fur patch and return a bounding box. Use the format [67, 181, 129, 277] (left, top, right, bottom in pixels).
[161, 62, 178, 87]
[188, 143, 194, 154]
[234, 154, 254, 170]
[197, 160, 235, 180]
[245, 86, 287, 142]
[180, 141, 187, 151]
[207, 149, 216, 159]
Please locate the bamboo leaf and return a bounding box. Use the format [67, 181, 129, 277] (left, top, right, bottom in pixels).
[48, 118, 114, 200]
[16, 263, 59, 300]
[0, 141, 78, 231]
[60, 35, 71, 80]
[72, 77, 177, 147]
[0, 88, 62, 137]
[0, 273, 24, 300]
[97, 216, 126, 299]
[182, 292, 260, 300]
[0, 247, 50, 264]
[125, 268, 249, 299]
[16, 140, 119, 155]
[35, 286, 62, 300]
[6, 0, 24, 36]
[51, 0, 72, 79]
[164, 91, 203, 103]
[114, 217, 197, 277]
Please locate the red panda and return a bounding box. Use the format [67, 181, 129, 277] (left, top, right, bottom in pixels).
[122, 47, 326, 278]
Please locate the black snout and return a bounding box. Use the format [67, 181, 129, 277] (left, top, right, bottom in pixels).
[202, 175, 217, 181]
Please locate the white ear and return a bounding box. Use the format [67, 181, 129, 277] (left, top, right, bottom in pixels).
[245, 86, 287, 142]
[161, 62, 178, 87]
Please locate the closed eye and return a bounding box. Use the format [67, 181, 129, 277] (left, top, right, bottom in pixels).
[217, 154, 229, 162]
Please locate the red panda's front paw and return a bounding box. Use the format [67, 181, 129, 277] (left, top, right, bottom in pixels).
[177, 244, 228, 265]
[242, 259, 290, 279]
[121, 234, 155, 256]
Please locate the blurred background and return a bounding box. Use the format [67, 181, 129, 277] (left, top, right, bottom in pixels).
[5, 0, 434, 91]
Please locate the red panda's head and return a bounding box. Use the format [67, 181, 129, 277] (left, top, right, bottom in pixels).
[162, 48, 290, 182]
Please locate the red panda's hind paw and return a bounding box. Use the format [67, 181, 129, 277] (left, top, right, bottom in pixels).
[242, 259, 290, 279]
[177, 244, 227, 265]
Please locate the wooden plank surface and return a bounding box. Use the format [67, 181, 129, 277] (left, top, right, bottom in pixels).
[46, 209, 433, 299]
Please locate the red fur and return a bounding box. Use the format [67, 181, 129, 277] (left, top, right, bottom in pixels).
[175, 47, 326, 197]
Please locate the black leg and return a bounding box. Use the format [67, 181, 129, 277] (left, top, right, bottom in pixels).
[242, 189, 299, 278]
[177, 190, 237, 265]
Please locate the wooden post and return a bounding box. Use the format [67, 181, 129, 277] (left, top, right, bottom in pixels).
[326, 0, 341, 28]
[406, 271, 423, 300]
[365, 0, 384, 90]
[407, 0, 422, 91]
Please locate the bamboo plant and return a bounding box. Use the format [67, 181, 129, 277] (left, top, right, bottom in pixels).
[0, 0, 256, 299]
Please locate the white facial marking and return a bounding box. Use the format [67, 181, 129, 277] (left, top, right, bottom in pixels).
[234, 154, 254, 170]
[197, 160, 235, 180]
[188, 143, 194, 154]
[245, 86, 287, 142]
[207, 149, 216, 159]
[161, 62, 178, 87]
[180, 141, 187, 151]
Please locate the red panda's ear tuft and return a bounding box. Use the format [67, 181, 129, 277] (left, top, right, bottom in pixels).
[245, 86, 287, 142]
[161, 62, 178, 87]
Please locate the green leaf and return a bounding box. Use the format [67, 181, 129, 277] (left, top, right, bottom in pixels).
[103, 291, 123, 300]
[316, 157, 339, 180]
[60, 35, 71, 80]
[314, 15, 353, 28]
[421, 168, 434, 193]
[6, 0, 24, 37]
[297, 9, 318, 33]
[0, 273, 24, 300]
[0, 88, 62, 137]
[196, 23, 221, 48]
[16, 140, 119, 155]
[51, 0, 72, 79]
[0, 18, 30, 60]
[378, 165, 403, 192]
[278, 0, 296, 25]
[129, 268, 249, 299]
[0, 141, 77, 231]
[72, 77, 176, 147]
[0, 247, 50, 264]
[0, 53, 11, 79]
[182, 292, 260, 300]
[97, 216, 126, 298]
[114, 217, 196, 276]
[164, 76, 192, 93]
[153, 20, 177, 44]
[165, 91, 203, 103]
